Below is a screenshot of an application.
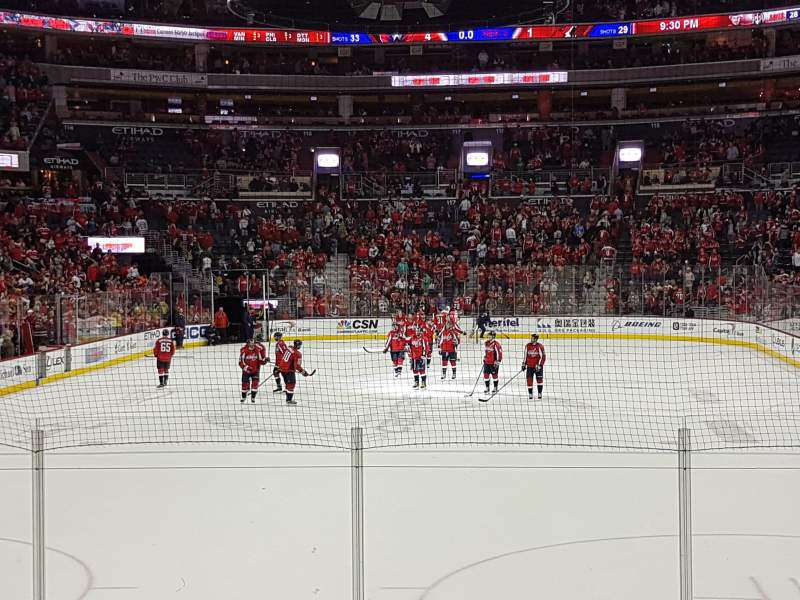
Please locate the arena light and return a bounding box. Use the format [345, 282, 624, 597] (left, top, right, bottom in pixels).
[316, 153, 340, 168]
[618, 147, 642, 162]
[465, 151, 489, 167]
[86, 237, 145, 254]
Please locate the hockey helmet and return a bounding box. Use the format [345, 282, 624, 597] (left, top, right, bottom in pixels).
[488, 331, 497, 339]
[293, 340, 303, 348]
[531, 333, 540, 342]
[162, 329, 169, 337]
[274, 331, 283, 341]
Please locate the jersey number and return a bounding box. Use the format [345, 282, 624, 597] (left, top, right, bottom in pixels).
[159, 342, 172, 353]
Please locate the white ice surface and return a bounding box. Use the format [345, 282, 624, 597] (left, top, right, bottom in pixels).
[0, 338, 799, 599]
[1, 337, 799, 451]
[1, 447, 800, 600]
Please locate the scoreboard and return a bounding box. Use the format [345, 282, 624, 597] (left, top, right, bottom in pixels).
[1, 5, 799, 46]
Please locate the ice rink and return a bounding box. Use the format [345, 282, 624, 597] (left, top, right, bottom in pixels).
[1, 336, 799, 599]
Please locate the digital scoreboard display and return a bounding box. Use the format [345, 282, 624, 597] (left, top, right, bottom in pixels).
[1, 6, 798, 46]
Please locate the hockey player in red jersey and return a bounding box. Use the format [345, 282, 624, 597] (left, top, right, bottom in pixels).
[482, 331, 503, 395]
[283, 340, 311, 405]
[239, 338, 268, 403]
[446, 306, 465, 334]
[521, 333, 546, 400]
[408, 328, 427, 389]
[273, 331, 291, 392]
[421, 320, 435, 368]
[384, 324, 408, 377]
[153, 328, 175, 388]
[432, 311, 446, 335]
[439, 323, 460, 380]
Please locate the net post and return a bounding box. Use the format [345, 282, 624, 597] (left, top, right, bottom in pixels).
[350, 427, 364, 600]
[678, 427, 693, 600]
[31, 427, 45, 600]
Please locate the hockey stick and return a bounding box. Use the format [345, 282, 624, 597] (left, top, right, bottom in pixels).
[363, 346, 385, 354]
[303, 369, 317, 377]
[464, 369, 484, 398]
[478, 369, 524, 402]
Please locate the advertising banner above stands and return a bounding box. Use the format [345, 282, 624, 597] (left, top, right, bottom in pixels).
[0, 149, 30, 172]
[0, 6, 798, 47]
[761, 55, 800, 72]
[110, 69, 208, 88]
[390, 71, 568, 88]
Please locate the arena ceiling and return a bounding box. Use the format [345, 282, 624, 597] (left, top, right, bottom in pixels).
[226, 0, 566, 30]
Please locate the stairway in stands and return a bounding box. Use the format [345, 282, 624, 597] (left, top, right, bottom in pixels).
[323, 253, 350, 296]
[143, 231, 206, 292]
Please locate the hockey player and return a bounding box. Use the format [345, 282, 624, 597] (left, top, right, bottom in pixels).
[273, 331, 291, 392]
[422, 320, 435, 368]
[521, 333, 546, 399]
[447, 306, 465, 334]
[153, 328, 176, 388]
[239, 338, 268, 403]
[433, 310, 447, 335]
[439, 323, 460, 379]
[408, 328, 427, 389]
[476, 310, 491, 341]
[482, 331, 503, 395]
[384, 323, 408, 377]
[283, 340, 311, 405]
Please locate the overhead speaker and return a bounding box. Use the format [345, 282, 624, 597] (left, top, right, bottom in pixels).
[358, 2, 381, 19]
[421, 2, 443, 17]
[380, 4, 403, 20]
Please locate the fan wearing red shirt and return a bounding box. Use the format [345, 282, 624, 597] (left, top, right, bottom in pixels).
[482, 332, 503, 395]
[153, 329, 176, 388]
[239, 338, 268, 403]
[521, 333, 546, 400]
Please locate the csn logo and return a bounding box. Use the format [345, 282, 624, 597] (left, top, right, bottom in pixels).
[337, 319, 378, 331]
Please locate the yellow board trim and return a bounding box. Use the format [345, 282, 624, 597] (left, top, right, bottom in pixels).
[0, 341, 207, 398]
[1, 331, 796, 398]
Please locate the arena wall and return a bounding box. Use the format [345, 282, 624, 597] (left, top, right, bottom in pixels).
[271, 316, 800, 368]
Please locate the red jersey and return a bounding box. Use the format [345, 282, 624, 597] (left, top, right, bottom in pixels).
[287, 348, 304, 373]
[433, 313, 446, 332]
[440, 329, 460, 353]
[386, 329, 407, 352]
[153, 337, 175, 362]
[408, 336, 425, 360]
[483, 340, 503, 365]
[275, 340, 291, 370]
[523, 342, 546, 368]
[239, 343, 267, 373]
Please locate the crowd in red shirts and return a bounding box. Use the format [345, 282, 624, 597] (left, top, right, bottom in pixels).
[0, 187, 170, 358]
[612, 189, 800, 316]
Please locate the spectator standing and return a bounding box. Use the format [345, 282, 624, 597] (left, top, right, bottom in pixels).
[174, 307, 186, 349]
[214, 307, 230, 343]
[21, 309, 35, 355]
